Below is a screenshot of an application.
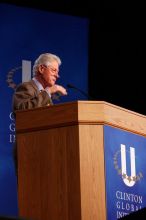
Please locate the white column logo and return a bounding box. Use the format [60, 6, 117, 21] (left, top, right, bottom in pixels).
[121, 144, 136, 187]
[22, 60, 31, 82]
[6, 60, 31, 89]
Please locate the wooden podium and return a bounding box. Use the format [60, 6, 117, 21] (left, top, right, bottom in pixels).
[15, 101, 146, 220]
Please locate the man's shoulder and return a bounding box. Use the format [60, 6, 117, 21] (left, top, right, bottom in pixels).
[16, 80, 36, 89]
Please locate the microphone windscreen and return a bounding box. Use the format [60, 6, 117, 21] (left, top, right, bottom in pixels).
[66, 84, 74, 88]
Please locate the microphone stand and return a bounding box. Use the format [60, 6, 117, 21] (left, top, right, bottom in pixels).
[67, 84, 94, 100]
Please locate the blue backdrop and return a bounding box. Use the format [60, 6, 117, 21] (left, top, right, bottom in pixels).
[0, 3, 89, 216]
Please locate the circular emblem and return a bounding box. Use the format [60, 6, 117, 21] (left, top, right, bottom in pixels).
[6, 66, 22, 90]
[114, 150, 143, 183]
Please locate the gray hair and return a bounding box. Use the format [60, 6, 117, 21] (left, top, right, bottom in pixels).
[32, 53, 61, 76]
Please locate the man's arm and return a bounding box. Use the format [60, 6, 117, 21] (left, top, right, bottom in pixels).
[12, 81, 52, 111]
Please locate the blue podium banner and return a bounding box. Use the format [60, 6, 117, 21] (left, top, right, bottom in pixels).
[0, 3, 88, 216]
[104, 125, 146, 219]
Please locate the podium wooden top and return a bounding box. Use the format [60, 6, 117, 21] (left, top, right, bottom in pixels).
[15, 101, 146, 136]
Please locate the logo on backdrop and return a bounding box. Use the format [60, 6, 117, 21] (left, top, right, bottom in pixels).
[9, 111, 16, 143]
[6, 66, 22, 89]
[114, 144, 143, 187]
[6, 60, 32, 143]
[6, 60, 31, 89]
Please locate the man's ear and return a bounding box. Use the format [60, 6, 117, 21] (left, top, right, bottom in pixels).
[38, 65, 44, 74]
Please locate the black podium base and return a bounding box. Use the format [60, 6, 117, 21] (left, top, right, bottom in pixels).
[121, 207, 146, 219]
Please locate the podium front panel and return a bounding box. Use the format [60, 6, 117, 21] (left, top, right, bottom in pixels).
[104, 125, 146, 219]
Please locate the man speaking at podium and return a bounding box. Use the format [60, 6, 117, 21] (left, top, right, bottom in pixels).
[12, 52, 67, 111]
[12, 52, 67, 175]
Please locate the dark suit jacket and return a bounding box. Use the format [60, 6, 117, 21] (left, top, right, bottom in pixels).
[12, 80, 53, 112]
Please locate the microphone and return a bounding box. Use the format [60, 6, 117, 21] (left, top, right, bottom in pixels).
[67, 83, 94, 100]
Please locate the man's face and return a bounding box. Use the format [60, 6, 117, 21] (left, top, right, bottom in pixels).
[39, 60, 59, 87]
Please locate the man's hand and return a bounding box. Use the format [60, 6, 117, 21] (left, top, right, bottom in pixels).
[46, 84, 67, 96]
